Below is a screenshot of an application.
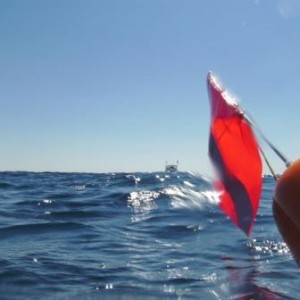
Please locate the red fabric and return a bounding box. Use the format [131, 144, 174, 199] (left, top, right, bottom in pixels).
[207, 72, 262, 235]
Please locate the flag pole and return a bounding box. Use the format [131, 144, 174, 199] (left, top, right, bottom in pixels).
[243, 113, 291, 168]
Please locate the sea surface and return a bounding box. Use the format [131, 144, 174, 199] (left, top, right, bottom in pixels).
[0, 171, 298, 299]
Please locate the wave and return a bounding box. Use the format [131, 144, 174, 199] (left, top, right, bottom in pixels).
[0, 171, 297, 299]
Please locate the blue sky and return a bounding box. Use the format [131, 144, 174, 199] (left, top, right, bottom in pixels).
[1, 0, 300, 174]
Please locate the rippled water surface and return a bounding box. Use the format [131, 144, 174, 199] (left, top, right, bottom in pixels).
[0, 172, 298, 299]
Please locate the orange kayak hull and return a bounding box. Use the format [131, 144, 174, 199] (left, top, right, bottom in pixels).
[274, 159, 300, 265]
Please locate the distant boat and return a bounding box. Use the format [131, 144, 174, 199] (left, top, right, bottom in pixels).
[165, 161, 178, 173]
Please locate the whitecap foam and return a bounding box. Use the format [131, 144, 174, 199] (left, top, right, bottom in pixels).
[127, 190, 160, 222]
[38, 199, 54, 206]
[183, 181, 195, 187]
[126, 174, 141, 184]
[164, 185, 219, 210]
[128, 190, 160, 205]
[74, 185, 86, 190]
[201, 190, 221, 205]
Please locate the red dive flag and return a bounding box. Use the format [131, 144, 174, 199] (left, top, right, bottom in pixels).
[207, 72, 262, 236]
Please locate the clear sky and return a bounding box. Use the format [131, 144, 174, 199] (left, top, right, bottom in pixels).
[1, 0, 300, 174]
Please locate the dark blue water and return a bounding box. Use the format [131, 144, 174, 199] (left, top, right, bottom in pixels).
[0, 171, 298, 299]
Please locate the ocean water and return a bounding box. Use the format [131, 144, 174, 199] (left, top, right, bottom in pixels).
[0, 171, 298, 299]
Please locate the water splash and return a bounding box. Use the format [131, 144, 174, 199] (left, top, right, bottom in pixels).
[127, 190, 160, 222]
